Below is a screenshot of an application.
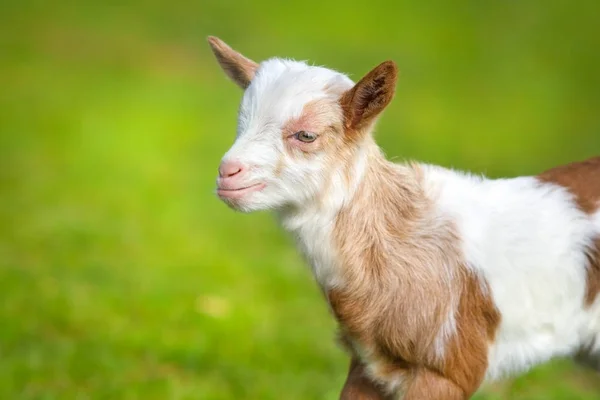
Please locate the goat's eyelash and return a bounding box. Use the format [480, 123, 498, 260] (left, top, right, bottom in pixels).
[285, 131, 318, 140]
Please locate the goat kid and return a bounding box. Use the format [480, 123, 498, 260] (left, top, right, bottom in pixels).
[208, 36, 600, 399]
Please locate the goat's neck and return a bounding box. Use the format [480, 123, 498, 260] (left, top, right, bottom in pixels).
[276, 139, 422, 287]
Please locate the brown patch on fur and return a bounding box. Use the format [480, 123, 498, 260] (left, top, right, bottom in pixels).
[329, 151, 500, 397]
[537, 156, 600, 305]
[442, 271, 501, 394]
[538, 156, 600, 213]
[281, 98, 343, 157]
[207, 36, 258, 89]
[281, 99, 342, 138]
[340, 61, 398, 133]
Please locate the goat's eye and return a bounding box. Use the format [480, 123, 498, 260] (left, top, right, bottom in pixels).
[294, 131, 317, 143]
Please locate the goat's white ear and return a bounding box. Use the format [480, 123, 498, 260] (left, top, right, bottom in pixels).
[207, 36, 259, 89]
[340, 61, 398, 131]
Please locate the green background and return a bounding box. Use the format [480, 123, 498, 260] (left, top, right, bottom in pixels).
[1, 0, 599, 399]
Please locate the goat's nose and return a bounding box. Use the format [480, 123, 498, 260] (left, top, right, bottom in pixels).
[219, 160, 244, 178]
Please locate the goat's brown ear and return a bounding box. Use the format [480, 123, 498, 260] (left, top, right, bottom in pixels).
[207, 36, 259, 89]
[340, 61, 398, 131]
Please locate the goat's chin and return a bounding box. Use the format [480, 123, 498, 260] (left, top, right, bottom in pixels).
[219, 197, 271, 213]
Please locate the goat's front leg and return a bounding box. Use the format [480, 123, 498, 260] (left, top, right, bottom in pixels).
[339, 358, 391, 400]
[402, 368, 467, 400]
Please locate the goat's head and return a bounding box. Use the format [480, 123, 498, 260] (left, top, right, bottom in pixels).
[208, 36, 398, 213]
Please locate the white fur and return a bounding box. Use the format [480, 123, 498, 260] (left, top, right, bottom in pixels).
[281, 204, 341, 287]
[279, 144, 370, 288]
[421, 164, 600, 379]
[219, 58, 354, 213]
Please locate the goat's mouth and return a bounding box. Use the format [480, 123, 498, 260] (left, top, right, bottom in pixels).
[216, 183, 266, 200]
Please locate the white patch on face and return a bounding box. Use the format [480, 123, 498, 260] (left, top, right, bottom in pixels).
[218, 58, 354, 213]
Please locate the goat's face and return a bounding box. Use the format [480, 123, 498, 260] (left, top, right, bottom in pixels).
[208, 37, 398, 213]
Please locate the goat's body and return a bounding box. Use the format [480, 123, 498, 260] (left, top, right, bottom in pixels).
[422, 163, 600, 380]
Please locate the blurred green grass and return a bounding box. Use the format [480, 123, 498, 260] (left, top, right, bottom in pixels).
[1, 1, 599, 399]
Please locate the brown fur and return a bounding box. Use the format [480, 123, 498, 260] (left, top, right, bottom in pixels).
[442, 270, 501, 394]
[329, 151, 500, 398]
[207, 36, 258, 89]
[537, 157, 600, 305]
[340, 61, 398, 133]
[281, 98, 344, 157]
[538, 156, 600, 213]
[323, 62, 501, 398]
[402, 368, 465, 400]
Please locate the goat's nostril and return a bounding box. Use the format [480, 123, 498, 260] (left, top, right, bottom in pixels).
[219, 161, 245, 178]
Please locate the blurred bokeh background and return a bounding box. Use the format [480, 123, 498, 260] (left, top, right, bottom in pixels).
[1, 1, 600, 399]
